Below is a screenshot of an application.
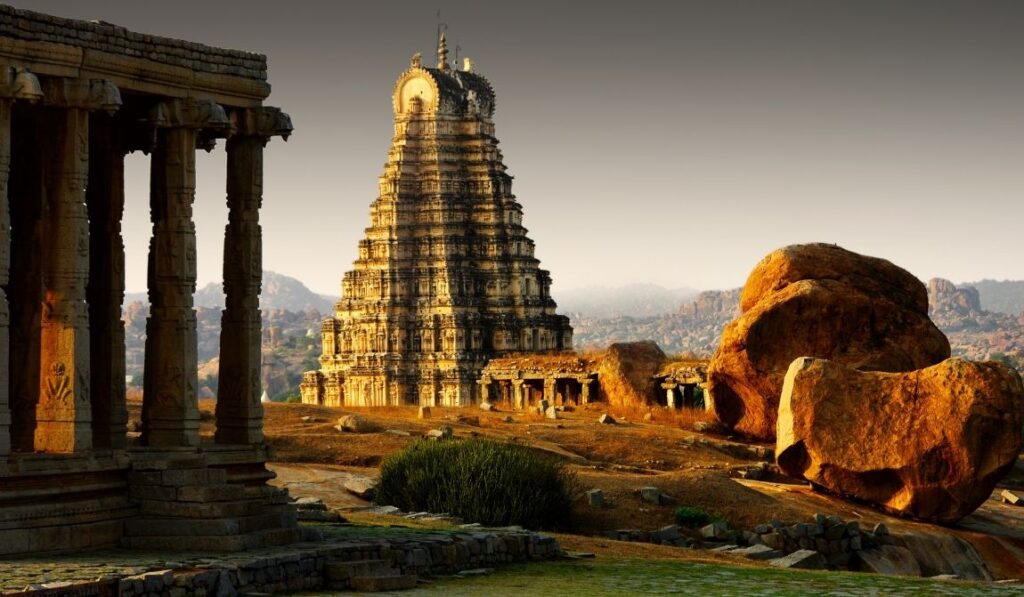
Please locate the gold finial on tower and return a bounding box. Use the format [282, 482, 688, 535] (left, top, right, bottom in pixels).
[463, 57, 473, 73]
[411, 52, 422, 68]
[437, 32, 449, 71]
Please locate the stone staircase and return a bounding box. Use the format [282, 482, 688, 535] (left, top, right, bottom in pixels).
[325, 558, 418, 592]
[123, 459, 301, 551]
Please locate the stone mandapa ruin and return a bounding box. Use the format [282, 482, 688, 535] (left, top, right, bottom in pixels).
[301, 35, 573, 409]
[0, 5, 299, 554]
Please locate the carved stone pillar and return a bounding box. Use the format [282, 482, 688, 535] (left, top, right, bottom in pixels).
[0, 96, 10, 464]
[543, 378, 555, 403]
[215, 107, 291, 445]
[35, 78, 120, 453]
[86, 112, 129, 449]
[512, 379, 525, 410]
[0, 67, 38, 464]
[142, 99, 227, 448]
[579, 378, 591, 405]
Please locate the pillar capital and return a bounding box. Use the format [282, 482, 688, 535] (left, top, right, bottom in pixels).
[230, 106, 293, 143]
[0, 66, 42, 102]
[149, 99, 230, 151]
[42, 78, 121, 114]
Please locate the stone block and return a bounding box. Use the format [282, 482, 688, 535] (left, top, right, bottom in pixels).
[178, 485, 244, 502]
[701, 522, 728, 540]
[638, 486, 662, 505]
[586, 488, 604, 507]
[769, 549, 827, 570]
[733, 544, 784, 560]
[852, 546, 922, 577]
[1001, 489, 1023, 505]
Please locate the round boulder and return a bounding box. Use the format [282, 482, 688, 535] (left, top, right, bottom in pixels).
[707, 244, 949, 440]
[777, 357, 1024, 524]
[597, 341, 667, 407]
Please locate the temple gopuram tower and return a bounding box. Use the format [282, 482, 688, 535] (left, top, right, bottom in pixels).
[302, 36, 572, 408]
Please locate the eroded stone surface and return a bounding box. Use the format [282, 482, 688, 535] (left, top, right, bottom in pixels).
[777, 357, 1024, 523]
[708, 243, 950, 440]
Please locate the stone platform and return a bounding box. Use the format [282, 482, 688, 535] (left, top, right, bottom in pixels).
[0, 524, 563, 595]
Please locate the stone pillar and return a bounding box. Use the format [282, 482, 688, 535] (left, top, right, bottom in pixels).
[0, 96, 10, 464]
[142, 99, 228, 448]
[35, 79, 120, 453]
[666, 386, 677, 409]
[215, 107, 290, 445]
[543, 378, 555, 403]
[579, 378, 591, 405]
[0, 67, 36, 463]
[512, 379, 525, 410]
[86, 112, 129, 449]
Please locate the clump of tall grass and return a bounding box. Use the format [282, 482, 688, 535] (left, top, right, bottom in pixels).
[374, 438, 576, 530]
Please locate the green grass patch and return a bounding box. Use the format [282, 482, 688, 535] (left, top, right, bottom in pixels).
[674, 506, 726, 528]
[374, 438, 577, 530]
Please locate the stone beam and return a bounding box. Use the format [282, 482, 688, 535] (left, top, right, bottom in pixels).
[142, 99, 225, 448]
[34, 77, 121, 453]
[215, 106, 292, 445]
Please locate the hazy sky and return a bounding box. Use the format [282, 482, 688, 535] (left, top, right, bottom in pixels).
[13, 1, 1024, 297]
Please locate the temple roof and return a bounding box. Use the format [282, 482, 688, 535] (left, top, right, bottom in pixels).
[393, 63, 495, 117]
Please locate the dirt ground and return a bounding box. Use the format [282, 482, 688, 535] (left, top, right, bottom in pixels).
[126, 399, 1024, 580]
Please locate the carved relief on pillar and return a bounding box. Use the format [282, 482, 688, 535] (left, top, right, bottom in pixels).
[33, 77, 121, 453]
[215, 106, 291, 445]
[142, 99, 226, 448]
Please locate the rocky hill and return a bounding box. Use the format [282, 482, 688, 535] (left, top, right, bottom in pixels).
[571, 288, 740, 356]
[927, 278, 1024, 370]
[126, 271, 336, 314]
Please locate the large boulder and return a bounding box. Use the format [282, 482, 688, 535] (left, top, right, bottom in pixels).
[777, 357, 1024, 524]
[707, 244, 950, 440]
[597, 341, 667, 407]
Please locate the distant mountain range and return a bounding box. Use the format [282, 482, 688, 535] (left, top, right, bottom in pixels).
[126, 271, 336, 314]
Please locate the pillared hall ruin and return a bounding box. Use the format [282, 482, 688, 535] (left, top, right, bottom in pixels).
[301, 35, 573, 408]
[0, 6, 297, 554]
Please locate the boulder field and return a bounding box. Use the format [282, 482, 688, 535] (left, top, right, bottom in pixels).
[776, 357, 1024, 524]
[707, 243, 950, 440]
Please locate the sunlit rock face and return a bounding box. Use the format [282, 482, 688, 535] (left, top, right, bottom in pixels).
[777, 357, 1024, 524]
[302, 39, 572, 408]
[707, 243, 950, 440]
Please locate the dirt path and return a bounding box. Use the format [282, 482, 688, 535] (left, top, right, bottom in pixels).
[268, 462, 375, 509]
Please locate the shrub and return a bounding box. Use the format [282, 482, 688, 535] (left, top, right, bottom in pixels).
[674, 506, 725, 528]
[375, 438, 576, 530]
[285, 395, 302, 404]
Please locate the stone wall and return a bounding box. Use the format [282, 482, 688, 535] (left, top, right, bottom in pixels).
[6, 528, 563, 596]
[0, 5, 267, 80]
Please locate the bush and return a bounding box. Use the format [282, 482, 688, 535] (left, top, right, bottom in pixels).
[674, 506, 725, 528]
[375, 438, 576, 530]
[285, 395, 302, 404]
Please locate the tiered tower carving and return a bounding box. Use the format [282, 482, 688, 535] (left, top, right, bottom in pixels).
[302, 37, 573, 407]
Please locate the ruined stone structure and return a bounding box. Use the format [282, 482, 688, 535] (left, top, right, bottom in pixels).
[655, 362, 708, 409]
[479, 355, 596, 410]
[0, 6, 297, 554]
[302, 37, 572, 408]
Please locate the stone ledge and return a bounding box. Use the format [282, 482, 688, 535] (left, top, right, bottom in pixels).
[0, 525, 563, 596]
